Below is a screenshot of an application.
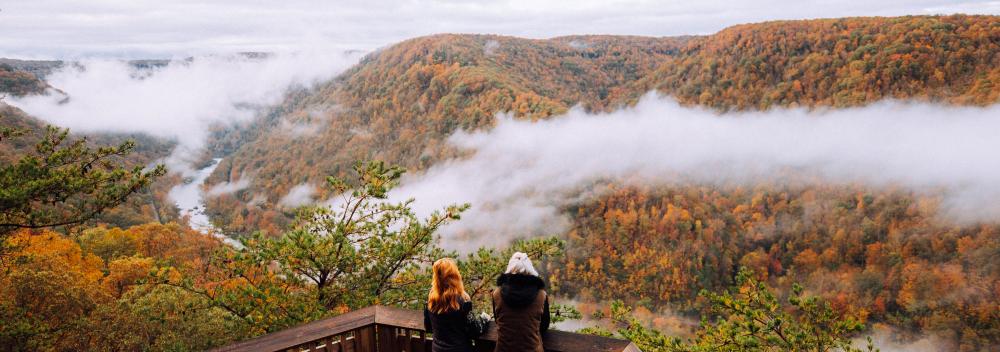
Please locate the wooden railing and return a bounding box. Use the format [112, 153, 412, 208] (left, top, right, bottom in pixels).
[213, 305, 641, 352]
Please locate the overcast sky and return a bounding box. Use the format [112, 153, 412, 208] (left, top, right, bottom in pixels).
[1, 0, 999, 58]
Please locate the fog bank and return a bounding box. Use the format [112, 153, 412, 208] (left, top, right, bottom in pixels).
[391, 94, 1000, 250]
[9, 51, 359, 175]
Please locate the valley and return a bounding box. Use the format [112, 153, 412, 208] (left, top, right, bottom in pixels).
[2, 13, 998, 352]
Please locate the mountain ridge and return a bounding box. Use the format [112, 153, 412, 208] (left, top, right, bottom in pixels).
[205, 15, 1000, 235]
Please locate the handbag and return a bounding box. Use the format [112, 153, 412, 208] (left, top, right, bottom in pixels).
[466, 310, 490, 337]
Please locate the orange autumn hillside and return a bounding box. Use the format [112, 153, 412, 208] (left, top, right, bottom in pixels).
[207, 15, 1000, 236]
[193, 15, 1000, 351]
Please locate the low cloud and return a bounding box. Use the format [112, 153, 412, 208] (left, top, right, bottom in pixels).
[390, 94, 1000, 250]
[279, 183, 317, 208]
[855, 325, 953, 352]
[8, 51, 359, 152]
[207, 178, 251, 196]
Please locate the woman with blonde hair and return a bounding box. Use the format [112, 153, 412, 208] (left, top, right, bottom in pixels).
[424, 258, 487, 352]
[492, 252, 549, 352]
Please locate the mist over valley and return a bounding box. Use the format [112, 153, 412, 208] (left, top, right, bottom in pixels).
[2, 6, 999, 351]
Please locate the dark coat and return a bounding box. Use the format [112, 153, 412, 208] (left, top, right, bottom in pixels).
[491, 273, 550, 352]
[424, 299, 480, 352]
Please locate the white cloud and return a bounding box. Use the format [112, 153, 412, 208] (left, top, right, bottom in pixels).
[1, 0, 998, 58]
[7, 51, 359, 151]
[280, 183, 317, 208]
[854, 325, 953, 352]
[207, 178, 252, 196]
[390, 94, 1000, 250]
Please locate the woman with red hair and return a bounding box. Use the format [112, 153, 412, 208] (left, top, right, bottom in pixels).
[424, 258, 487, 352]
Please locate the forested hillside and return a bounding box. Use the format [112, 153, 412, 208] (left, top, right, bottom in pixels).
[2, 107, 180, 228]
[0, 63, 49, 97]
[205, 34, 688, 233]
[193, 15, 1000, 350]
[632, 15, 1000, 109]
[207, 15, 999, 235]
[557, 183, 999, 350]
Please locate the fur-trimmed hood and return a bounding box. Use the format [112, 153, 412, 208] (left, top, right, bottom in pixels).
[496, 273, 546, 308]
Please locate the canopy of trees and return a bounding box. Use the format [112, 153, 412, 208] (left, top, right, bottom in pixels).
[0, 105, 179, 230]
[0, 116, 166, 256]
[583, 268, 876, 352]
[0, 160, 569, 350]
[557, 183, 999, 351]
[207, 15, 999, 236]
[193, 15, 1000, 350]
[633, 15, 1000, 110]
[3, 14, 998, 351]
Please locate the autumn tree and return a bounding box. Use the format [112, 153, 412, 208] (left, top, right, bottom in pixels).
[165, 160, 569, 338]
[166, 161, 467, 334]
[585, 267, 876, 352]
[0, 122, 165, 255]
[0, 223, 229, 351]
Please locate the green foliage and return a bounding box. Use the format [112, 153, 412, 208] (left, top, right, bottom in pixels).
[161, 161, 571, 344]
[549, 303, 582, 324]
[589, 267, 877, 352]
[80, 285, 238, 352]
[457, 236, 564, 311]
[683, 268, 873, 352]
[164, 161, 470, 334]
[0, 124, 166, 252]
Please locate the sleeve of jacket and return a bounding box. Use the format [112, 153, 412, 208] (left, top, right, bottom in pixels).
[424, 308, 433, 333]
[540, 293, 550, 334]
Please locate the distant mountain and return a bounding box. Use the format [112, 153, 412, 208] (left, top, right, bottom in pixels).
[203, 34, 689, 233]
[206, 15, 1000, 234]
[4, 15, 998, 349]
[632, 15, 1000, 110]
[0, 62, 51, 96]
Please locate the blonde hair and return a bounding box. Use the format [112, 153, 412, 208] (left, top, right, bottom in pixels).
[505, 252, 539, 276]
[428, 258, 469, 314]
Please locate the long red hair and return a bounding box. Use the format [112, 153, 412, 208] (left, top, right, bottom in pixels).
[428, 258, 469, 314]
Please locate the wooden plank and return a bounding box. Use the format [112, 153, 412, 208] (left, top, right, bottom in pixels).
[383, 324, 408, 352]
[212, 306, 377, 352]
[394, 330, 404, 351]
[345, 331, 356, 352]
[416, 330, 427, 352]
[341, 333, 352, 352]
[375, 325, 393, 352]
[404, 329, 416, 352]
[322, 336, 337, 352]
[356, 326, 375, 351]
[539, 330, 634, 352]
[373, 305, 425, 330]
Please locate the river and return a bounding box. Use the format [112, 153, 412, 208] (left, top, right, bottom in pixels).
[166, 158, 241, 246]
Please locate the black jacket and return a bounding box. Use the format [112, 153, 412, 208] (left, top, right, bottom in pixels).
[424, 300, 480, 352]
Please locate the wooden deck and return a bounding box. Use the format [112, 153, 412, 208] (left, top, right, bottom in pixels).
[213, 305, 641, 352]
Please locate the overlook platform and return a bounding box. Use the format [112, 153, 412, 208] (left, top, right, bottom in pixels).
[214, 305, 640, 352]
